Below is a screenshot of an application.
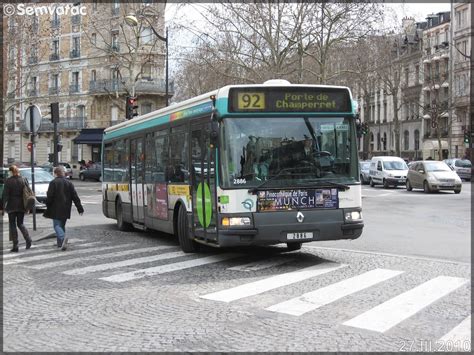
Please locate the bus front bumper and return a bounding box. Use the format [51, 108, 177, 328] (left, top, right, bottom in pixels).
[217, 209, 363, 247]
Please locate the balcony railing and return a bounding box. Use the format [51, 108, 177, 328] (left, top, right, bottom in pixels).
[110, 43, 120, 52]
[70, 49, 81, 58]
[21, 116, 85, 132]
[49, 53, 60, 61]
[71, 15, 81, 25]
[69, 84, 80, 94]
[28, 56, 38, 64]
[49, 87, 59, 95]
[89, 78, 172, 95]
[28, 88, 38, 97]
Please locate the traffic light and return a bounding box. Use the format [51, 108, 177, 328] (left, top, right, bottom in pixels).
[57, 142, 63, 152]
[126, 96, 138, 119]
[48, 153, 54, 163]
[50, 102, 60, 123]
[464, 130, 470, 144]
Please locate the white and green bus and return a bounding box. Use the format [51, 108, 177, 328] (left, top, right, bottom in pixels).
[102, 80, 364, 252]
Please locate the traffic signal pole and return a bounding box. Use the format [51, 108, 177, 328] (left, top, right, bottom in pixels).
[29, 104, 37, 231]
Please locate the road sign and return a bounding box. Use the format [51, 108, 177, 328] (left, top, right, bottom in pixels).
[27, 142, 33, 152]
[24, 105, 42, 133]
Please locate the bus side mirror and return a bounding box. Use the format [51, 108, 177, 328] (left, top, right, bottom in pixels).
[210, 121, 219, 148]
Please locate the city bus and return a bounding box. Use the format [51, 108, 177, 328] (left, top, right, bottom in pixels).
[102, 80, 364, 253]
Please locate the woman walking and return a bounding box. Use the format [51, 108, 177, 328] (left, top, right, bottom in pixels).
[1, 165, 32, 252]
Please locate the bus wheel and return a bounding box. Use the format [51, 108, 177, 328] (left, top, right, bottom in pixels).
[116, 200, 131, 231]
[286, 242, 302, 251]
[177, 204, 199, 253]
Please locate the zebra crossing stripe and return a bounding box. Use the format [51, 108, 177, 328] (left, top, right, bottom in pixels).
[201, 263, 347, 303]
[2, 238, 86, 255]
[266, 268, 403, 316]
[438, 315, 471, 351]
[2, 241, 101, 260]
[100, 253, 243, 283]
[64, 250, 186, 275]
[227, 256, 295, 272]
[3, 243, 135, 265]
[28, 246, 176, 270]
[343, 276, 469, 333]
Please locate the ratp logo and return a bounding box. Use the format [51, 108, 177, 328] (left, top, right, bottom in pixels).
[241, 199, 254, 211]
[4, 3, 87, 17]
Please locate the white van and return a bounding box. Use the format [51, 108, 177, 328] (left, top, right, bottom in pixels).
[369, 156, 408, 188]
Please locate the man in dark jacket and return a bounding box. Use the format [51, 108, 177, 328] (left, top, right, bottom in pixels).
[46, 166, 84, 250]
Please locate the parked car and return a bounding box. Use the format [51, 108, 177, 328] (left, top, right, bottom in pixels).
[443, 158, 471, 181]
[369, 156, 408, 188]
[359, 160, 371, 184]
[79, 163, 102, 181]
[18, 168, 55, 209]
[40, 162, 73, 179]
[406, 160, 462, 194]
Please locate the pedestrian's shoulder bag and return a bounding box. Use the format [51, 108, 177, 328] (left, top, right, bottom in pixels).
[22, 178, 36, 212]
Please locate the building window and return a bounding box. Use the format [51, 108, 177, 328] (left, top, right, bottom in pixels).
[52, 10, 60, 28]
[141, 28, 153, 44]
[111, 31, 120, 51]
[404, 130, 409, 151]
[142, 63, 152, 79]
[112, 0, 120, 15]
[50, 73, 59, 93]
[71, 72, 80, 93]
[414, 130, 420, 151]
[91, 70, 97, 83]
[141, 103, 152, 115]
[376, 132, 380, 151]
[405, 67, 409, 86]
[71, 36, 81, 58]
[415, 65, 419, 84]
[91, 33, 97, 46]
[111, 106, 118, 122]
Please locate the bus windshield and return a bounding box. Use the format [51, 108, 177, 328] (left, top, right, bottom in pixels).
[220, 116, 358, 188]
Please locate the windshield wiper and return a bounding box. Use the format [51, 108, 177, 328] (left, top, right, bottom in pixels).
[301, 180, 350, 191]
[248, 166, 314, 193]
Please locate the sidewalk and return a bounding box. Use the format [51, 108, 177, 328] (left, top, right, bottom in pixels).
[2, 211, 55, 249]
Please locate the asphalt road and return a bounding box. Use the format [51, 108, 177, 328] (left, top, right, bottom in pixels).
[315, 181, 471, 264]
[2, 180, 471, 352]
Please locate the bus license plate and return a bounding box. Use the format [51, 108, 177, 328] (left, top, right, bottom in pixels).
[287, 232, 313, 240]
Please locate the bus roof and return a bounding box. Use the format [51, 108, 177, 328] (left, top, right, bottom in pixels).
[103, 82, 354, 142]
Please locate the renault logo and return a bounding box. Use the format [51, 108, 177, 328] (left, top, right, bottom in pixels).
[296, 211, 304, 223]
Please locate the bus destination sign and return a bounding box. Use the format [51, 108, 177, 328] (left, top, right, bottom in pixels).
[229, 87, 351, 113]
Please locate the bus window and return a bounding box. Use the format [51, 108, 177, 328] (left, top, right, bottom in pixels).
[168, 127, 189, 183]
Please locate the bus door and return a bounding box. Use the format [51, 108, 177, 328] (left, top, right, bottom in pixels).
[130, 137, 145, 223]
[191, 123, 217, 240]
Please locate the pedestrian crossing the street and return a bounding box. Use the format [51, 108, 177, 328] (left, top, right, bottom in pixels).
[3, 238, 470, 349]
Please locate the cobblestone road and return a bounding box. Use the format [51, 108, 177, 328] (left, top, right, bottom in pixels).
[2, 181, 471, 352]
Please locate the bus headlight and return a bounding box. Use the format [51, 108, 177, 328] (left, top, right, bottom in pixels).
[222, 217, 251, 226]
[345, 211, 362, 222]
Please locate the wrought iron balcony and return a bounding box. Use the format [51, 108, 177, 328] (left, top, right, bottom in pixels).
[110, 43, 120, 52]
[49, 87, 60, 95]
[69, 84, 80, 94]
[20, 116, 85, 132]
[71, 15, 81, 25]
[49, 53, 60, 61]
[70, 49, 81, 58]
[28, 89, 38, 97]
[89, 78, 173, 95]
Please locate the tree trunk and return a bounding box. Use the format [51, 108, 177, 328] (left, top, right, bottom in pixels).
[393, 94, 400, 156]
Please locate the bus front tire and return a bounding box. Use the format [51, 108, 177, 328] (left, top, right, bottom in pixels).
[286, 242, 302, 251]
[177, 204, 199, 253]
[116, 200, 131, 231]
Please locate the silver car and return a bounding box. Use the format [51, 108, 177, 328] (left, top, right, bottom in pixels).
[406, 161, 462, 194]
[359, 160, 371, 184]
[443, 158, 471, 181]
[19, 168, 54, 208]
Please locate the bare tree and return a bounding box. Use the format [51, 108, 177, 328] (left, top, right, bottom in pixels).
[84, 2, 168, 109]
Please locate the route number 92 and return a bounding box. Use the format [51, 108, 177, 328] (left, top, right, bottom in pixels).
[237, 92, 265, 110]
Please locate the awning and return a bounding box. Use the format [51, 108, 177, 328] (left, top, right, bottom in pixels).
[73, 128, 104, 144]
[422, 139, 448, 150]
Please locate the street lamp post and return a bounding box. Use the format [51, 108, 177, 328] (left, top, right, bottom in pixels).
[125, 14, 169, 107]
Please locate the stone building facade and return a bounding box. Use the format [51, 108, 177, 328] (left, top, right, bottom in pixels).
[4, 2, 171, 165]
